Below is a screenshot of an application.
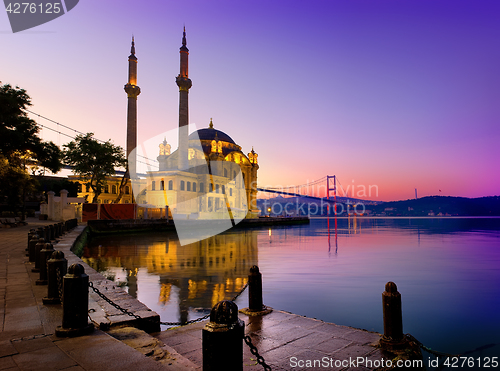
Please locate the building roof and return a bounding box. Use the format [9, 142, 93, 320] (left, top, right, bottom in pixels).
[189, 128, 236, 145]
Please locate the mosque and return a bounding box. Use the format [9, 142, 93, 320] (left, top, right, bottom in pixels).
[73, 30, 260, 219]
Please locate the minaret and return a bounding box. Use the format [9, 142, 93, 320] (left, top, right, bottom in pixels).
[124, 36, 141, 176]
[176, 27, 192, 170]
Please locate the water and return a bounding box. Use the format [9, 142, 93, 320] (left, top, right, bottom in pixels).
[83, 217, 500, 367]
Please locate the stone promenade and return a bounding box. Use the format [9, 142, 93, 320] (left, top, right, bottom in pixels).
[1, 217, 396, 371]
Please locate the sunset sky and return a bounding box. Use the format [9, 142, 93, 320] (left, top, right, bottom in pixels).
[1, 0, 499, 201]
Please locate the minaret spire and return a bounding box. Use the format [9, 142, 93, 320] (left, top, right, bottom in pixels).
[130, 35, 136, 56]
[124, 37, 141, 178]
[176, 28, 192, 170]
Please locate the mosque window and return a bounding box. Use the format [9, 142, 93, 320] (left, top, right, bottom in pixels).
[209, 183, 213, 192]
[200, 183, 204, 192]
[192, 182, 197, 192]
[224, 168, 228, 178]
[152, 181, 156, 191]
[168, 180, 173, 190]
[187, 182, 191, 191]
[230, 188, 232, 196]
[103, 185, 109, 194]
[180, 181, 185, 191]
[215, 184, 219, 193]
[222, 185, 225, 194]
[112, 185, 117, 194]
[160, 180, 165, 190]
[125, 186, 130, 194]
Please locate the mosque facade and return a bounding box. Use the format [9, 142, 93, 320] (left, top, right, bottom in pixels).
[72, 30, 260, 219]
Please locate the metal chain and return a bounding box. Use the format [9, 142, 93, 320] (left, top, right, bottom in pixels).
[56, 267, 63, 302]
[89, 281, 142, 320]
[244, 335, 272, 371]
[405, 334, 461, 358]
[88, 281, 249, 328]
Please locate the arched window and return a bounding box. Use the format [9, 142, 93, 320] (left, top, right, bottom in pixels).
[224, 168, 228, 178]
[125, 186, 130, 194]
[215, 184, 220, 193]
[192, 182, 197, 192]
[187, 182, 191, 191]
[222, 185, 225, 194]
[160, 180, 165, 190]
[112, 185, 117, 194]
[180, 181, 185, 191]
[209, 183, 213, 192]
[230, 188, 232, 196]
[199, 183, 204, 192]
[152, 181, 156, 191]
[104, 185, 109, 194]
[168, 180, 173, 190]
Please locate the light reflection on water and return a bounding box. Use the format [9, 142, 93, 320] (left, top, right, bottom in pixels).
[83, 217, 500, 365]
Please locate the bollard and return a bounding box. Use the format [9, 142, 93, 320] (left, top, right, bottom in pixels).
[32, 238, 45, 273]
[26, 229, 36, 254]
[36, 243, 55, 285]
[58, 222, 64, 236]
[43, 226, 50, 242]
[240, 266, 272, 316]
[202, 300, 244, 371]
[55, 263, 94, 337]
[49, 224, 56, 240]
[28, 233, 39, 263]
[43, 251, 68, 304]
[380, 282, 406, 349]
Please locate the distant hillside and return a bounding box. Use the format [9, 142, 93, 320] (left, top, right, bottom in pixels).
[370, 196, 500, 216]
[257, 195, 500, 216]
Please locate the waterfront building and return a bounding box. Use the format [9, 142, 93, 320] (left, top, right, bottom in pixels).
[71, 30, 259, 218]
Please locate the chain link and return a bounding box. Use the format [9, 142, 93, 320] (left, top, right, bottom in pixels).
[88, 281, 249, 327]
[405, 333, 461, 358]
[89, 281, 142, 320]
[56, 267, 63, 302]
[244, 335, 272, 371]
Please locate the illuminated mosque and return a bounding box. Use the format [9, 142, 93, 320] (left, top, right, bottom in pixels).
[130, 29, 260, 218]
[73, 30, 260, 219]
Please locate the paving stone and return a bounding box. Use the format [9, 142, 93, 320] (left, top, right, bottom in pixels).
[10, 336, 55, 353]
[313, 337, 352, 354]
[12, 346, 78, 371]
[0, 357, 16, 371]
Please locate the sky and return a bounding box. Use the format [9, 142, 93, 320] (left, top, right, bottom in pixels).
[1, 0, 499, 201]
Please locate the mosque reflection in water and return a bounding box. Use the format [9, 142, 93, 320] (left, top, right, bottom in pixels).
[82, 230, 258, 324]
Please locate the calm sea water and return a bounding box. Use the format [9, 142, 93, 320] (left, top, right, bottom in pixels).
[83, 217, 500, 368]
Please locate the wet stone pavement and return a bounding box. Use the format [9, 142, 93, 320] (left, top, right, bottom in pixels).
[1, 218, 391, 371]
[155, 309, 386, 371]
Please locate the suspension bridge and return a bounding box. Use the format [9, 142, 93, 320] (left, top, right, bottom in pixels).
[28, 110, 378, 206]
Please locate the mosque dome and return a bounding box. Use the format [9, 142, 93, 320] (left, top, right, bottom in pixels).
[188, 119, 236, 145]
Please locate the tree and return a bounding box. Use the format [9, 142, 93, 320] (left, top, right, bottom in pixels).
[0, 83, 62, 216]
[63, 133, 126, 203]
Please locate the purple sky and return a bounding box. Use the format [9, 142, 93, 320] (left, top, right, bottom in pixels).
[2, 0, 499, 201]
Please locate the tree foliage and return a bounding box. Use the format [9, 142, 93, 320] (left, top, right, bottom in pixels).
[63, 133, 126, 203]
[0, 83, 63, 213]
